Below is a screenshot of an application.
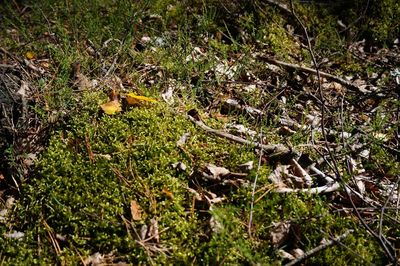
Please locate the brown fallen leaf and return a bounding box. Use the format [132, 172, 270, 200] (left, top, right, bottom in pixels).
[130, 200, 142, 221]
[202, 163, 230, 181]
[270, 221, 291, 248]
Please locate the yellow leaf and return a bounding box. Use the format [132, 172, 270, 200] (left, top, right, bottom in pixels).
[126, 93, 157, 105]
[25, 51, 35, 60]
[100, 99, 121, 115]
[130, 200, 142, 221]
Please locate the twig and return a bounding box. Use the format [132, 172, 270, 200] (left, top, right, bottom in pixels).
[257, 56, 365, 93]
[274, 182, 340, 194]
[187, 114, 290, 155]
[284, 229, 353, 266]
[0, 64, 17, 69]
[248, 122, 264, 238]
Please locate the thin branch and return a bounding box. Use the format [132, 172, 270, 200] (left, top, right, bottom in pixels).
[248, 130, 264, 237]
[284, 229, 354, 266]
[187, 114, 290, 156]
[257, 56, 366, 93]
[274, 182, 340, 194]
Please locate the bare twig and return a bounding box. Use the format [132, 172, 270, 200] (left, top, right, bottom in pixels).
[187, 114, 290, 156]
[248, 124, 264, 238]
[284, 229, 354, 266]
[274, 182, 340, 194]
[0, 64, 17, 69]
[257, 56, 365, 93]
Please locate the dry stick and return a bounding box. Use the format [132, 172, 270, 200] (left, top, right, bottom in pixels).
[284, 229, 354, 266]
[257, 56, 364, 93]
[288, 0, 396, 262]
[275, 182, 340, 194]
[248, 121, 264, 238]
[247, 88, 286, 237]
[187, 115, 290, 155]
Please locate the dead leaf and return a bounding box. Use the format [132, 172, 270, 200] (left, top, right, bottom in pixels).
[130, 200, 142, 221]
[148, 218, 159, 243]
[140, 224, 148, 240]
[161, 86, 174, 105]
[239, 161, 254, 172]
[268, 165, 289, 188]
[100, 99, 121, 115]
[202, 164, 230, 181]
[372, 132, 388, 142]
[209, 215, 223, 233]
[270, 221, 291, 247]
[25, 51, 35, 60]
[82, 252, 104, 266]
[176, 132, 190, 147]
[171, 161, 187, 172]
[126, 93, 157, 105]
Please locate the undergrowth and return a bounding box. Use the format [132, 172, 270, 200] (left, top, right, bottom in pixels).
[1, 0, 398, 264]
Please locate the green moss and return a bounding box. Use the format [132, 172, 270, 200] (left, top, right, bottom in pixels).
[0, 0, 394, 264]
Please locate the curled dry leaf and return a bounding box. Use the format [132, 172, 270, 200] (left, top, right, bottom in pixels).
[130, 200, 142, 221]
[268, 165, 289, 188]
[203, 164, 230, 181]
[239, 161, 253, 172]
[148, 218, 159, 243]
[209, 215, 224, 233]
[161, 86, 174, 105]
[270, 221, 291, 248]
[176, 132, 190, 147]
[171, 161, 187, 172]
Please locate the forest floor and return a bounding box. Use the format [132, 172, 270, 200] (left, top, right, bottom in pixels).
[0, 1, 400, 265]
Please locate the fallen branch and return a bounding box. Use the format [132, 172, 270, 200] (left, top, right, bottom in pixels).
[274, 182, 340, 194]
[258, 56, 365, 93]
[284, 229, 354, 266]
[187, 114, 290, 156]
